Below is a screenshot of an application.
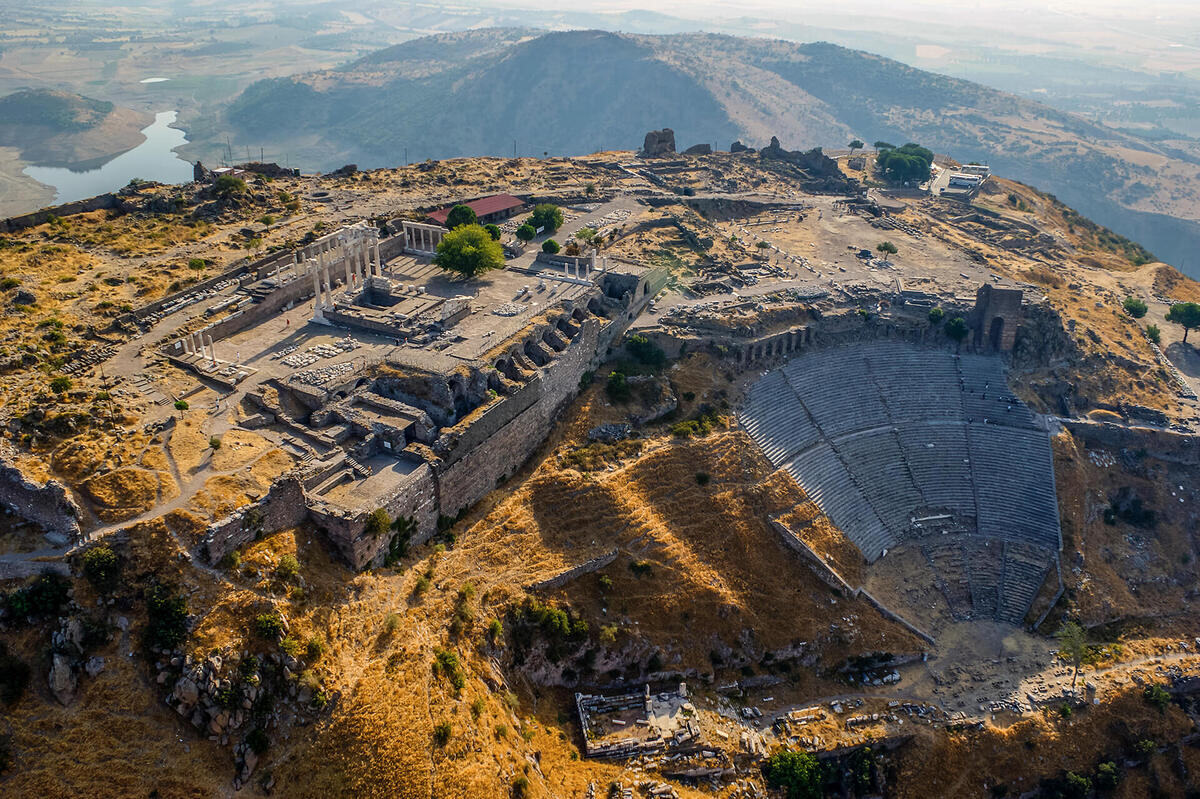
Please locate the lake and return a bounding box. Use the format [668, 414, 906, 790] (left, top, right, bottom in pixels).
[24, 110, 194, 205]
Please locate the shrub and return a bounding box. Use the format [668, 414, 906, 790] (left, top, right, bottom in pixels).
[49, 375, 71, 394]
[5, 571, 70, 621]
[1123, 296, 1148, 318]
[487, 618, 503, 641]
[541, 239, 560, 254]
[275, 554, 300, 582]
[928, 306, 945, 324]
[432, 722, 452, 747]
[1146, 324, 1161, 344]
[597, 574, 613, 592]
[605, 371, 630, 403]
[695, 471, 711, 486]
[82, 544, 121, 593]
[209, 435, 221, 450]
[629, 560, 653, 578]
[1143, 683, 1170, 711]
[483, 223, 501, 240]
[599, 625, 617, 644]
[306, 638, 325, 661]
[280, 635, 303, 657]
[511, 776, 530, 798]
[1095, 761, 1120, 790]
[471, 698, 484, 719]
[1134, 739, 1156, 757]
[383, 612, 400, 634]
[1063, 771, 1091, 799]
[213, 174, 246, 198]
[432, 648, 465, 692]
[254, 612, 285, 640]
[414, 575, 431, 594]
[144, 584, 189, 651]
[626, 334, 666, 369]
[174, 400, 189, 411]
[763, 750, 823, 799]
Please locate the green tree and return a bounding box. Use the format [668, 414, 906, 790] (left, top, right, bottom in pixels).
[928, 306, 945, 325]
[1095, 761, 1120, 790]
[483, 223, 501, 240]
[445, 204, 478, 230]
[876, 142, 934, 184]
[763, 750, 823, 799]
[1146, 324, 1161, 345]
[1143, 683, 1171, 711]
[876, 240, 898, 264]
[515, 224, 536, 243]
[944, 317, 969, 349]
[1122, 296, 1148, 318]
[213, 174, 246, 199]
[434, 224, 505, 278]
[529, 204, 563, 233]
[1063, 772, 1091, 799]
[848, 139, 864, 154]
[81, 545, 121, 593]
[1056, 620, 1087, 689]
[541, 239, 560, 255]
[873, 141, 895, 151]
[49, 375, 71, 394]
[364, 508, 391, 539]
[1166, 302, 1200, 343]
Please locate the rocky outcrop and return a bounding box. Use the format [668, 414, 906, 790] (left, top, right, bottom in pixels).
[682, 143, 712, 156]
[193, 161, 213, 183]
[0, 444, 82, 546]
[730, 141, 753, 154]
[639, 129, 676, 158]
[49, 653, 77, 705]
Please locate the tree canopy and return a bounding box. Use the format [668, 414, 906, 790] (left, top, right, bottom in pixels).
[876, 142, 934, 184]
[445, 204, 478, 229]
[1056, 620, 1088, 688]
[541, 239, 560, 254]
[1167, 302, 1200, 343]
[529, 204, 563, 233]
[515, 223, 536, 242]
[433, 224, 505, 278]
[763, 751, 823, 799]
[944, 316, 969, 346]
[483, 223, 501, 240]
[848, 139, 864, 152]
[213, 174, 246, 199]
[876, 240, 898, 262]
[873, 141, 895, 151]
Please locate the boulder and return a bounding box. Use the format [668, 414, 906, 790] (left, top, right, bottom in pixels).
[49, 654, 77, 705]
[639, 129, 676, 158]
[85, 656, 105, 678]
[682, 143, 712, 156]
[174, 676, 200, 706]
[730, 141, 753, 154]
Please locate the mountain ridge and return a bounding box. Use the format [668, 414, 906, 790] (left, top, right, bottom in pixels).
[222, 28, 1200, 275]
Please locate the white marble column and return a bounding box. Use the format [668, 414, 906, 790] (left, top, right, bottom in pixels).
[206, 334, 215, 363]
[183, 336, 192, 354]
[372, 234, 381, 275]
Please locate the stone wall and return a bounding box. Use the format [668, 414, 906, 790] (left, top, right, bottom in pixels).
[437, 316, 604, 517]
[0, 193, 121, 235]
[201, 476, 308, 565]
[1064, 420, 1200, 466]
[0, 447, 81, 545]
[527, 548, 619, 592]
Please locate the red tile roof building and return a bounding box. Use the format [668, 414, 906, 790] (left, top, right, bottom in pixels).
[427, 194, 524, 226]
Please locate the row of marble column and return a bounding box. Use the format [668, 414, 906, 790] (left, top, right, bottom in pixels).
[181, 330, 216, 363]
[562, 250, 609, 282]
[310, 232, 382, 322]
[402, 222, 445, 253]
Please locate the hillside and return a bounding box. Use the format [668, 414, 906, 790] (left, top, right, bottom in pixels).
[225, 29, 1200, 276]
[0, 89, 150, 167]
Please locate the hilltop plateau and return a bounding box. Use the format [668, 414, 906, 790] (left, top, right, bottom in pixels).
[0, 145, 1196, 798]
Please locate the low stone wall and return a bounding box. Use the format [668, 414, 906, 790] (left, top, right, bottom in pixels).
[1063, 420, 1200, 466]
[0, 449, 81, 545]
[770, 520, 934, 645]
[528, 548, 618, 592]
[0, 193, 121, 235]
[200, 476, 308, 565]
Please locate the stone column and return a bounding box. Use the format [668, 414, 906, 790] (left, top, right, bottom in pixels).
[344, 247, 352, 289]
[603, 256, 609, 274]
[206, 334, 215, 364]
[372, 234, 381, 275]
[182, 336, 192, 354]
[195, 332, 205, 358]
